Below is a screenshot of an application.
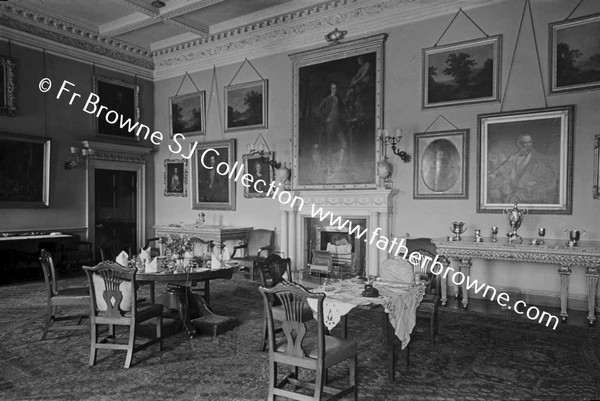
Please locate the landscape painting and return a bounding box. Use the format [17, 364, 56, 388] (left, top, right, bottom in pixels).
[550, 14, 600, 93]
[224, 80, 267, 132]
[169, 91, 206, 137]
[423, 35, 501, 109]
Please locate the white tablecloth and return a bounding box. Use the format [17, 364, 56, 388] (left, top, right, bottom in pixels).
[308, 280, 424, 349]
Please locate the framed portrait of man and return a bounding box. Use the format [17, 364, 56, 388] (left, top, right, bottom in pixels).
[0, 56, 16, 117]
[477, 106, 574, 214]
[242, 152, 273, 198]
[191, 139, 236, 210]
[164, 159, 188, 197]
[94, 76, 139, 139]
[289, 34, 386, 189]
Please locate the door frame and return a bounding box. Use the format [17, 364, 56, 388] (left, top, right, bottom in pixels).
[84, 141, 152, 260]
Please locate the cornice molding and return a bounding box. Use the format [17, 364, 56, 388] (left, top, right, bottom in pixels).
[152, 0, 506, 80]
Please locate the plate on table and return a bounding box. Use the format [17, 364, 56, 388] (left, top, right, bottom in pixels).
[351, 276, 368, 284]
[225, 261, 240, 268]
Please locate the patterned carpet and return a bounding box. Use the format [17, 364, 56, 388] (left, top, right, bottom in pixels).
[1, 275, 599, 401]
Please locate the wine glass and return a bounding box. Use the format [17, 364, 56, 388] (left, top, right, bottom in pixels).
[538, 227, 546, 244]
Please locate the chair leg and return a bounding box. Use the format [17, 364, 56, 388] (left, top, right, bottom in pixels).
[267, 361, 277, 401]
[157, 316, 163, 351]
[89, 324, 98, 366]
[41, 303, 53, 341]
[259, 316, 268, 352]
[124, 324, 136, 368]
[350, 354, 358, 400]
[314, 366, 324, 400]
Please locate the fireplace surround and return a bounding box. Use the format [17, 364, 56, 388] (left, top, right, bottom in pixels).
[279, 189, 398, 276]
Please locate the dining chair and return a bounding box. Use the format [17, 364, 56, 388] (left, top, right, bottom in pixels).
[259, 281, 358, 400]
[257, 253, 313, 351]
[231, 229, 275, 281]
[39, 249, 90, 341]
[83, 261, 163, 368]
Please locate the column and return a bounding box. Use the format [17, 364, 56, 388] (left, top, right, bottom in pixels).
[280, 209, 289, 259]
[289, 209, 297, 271]
[558, 264, 571, 321]
[368, 211, 379, 276]
[458, 257, 472, 309]
[586, 265, 599, 325]
[380, 210, 390, 266]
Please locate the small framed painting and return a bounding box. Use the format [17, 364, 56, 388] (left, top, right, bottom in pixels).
[413, 129, 469, 199]
[242, 152, 274, 198]
[164, 159, 188, 197]
[191, 139, 236, 210]
[224, 79, 268, 132]
[549, 13, 600, 94]
[94, 76, 139, 139]
[169, 91, 206, 137]
[478, 106, 574, 214]
[0, 56, 16, 117]
[422, 35, 502, 109]
[0, 133, 51, 208]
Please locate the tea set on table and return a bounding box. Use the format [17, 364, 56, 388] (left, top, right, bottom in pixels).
[447, 202, 586, 247]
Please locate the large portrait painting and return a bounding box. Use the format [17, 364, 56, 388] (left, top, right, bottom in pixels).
[95, 76, 139, 139]
[0, 133, 50, 208]
[224, 80, 268, 132]
[423, 35, 501, 109]
[164, 159, 188, 197]
[191, 139, 236, 210]
[549, 13, 600, 94]
[169, 91, 206, 137]
[477, 106, 574, 214]
[290, 34, 386, 189]
[414, 129, 469, 199]
[242, 152, 273, 198]
[0, 56, 16, 117]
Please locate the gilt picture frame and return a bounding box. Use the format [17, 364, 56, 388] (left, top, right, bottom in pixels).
[0, 56, 16, 117]
[477, 106, 574, 214]
[191, 139, 236, 210]
[164, 159, 188, 197]
[169, 91, 206, 137]
[242, 152, 274, 198]
[414, 129, 469, 199]
[0, 133, 51, 208]
[290, 33, 386, 189]
[549, 13, 600, 94]
[594, 135, 600, 199]
[94, 76, 139, 140]
[224, 80, 268, 132]
[422, 35, 502, 109]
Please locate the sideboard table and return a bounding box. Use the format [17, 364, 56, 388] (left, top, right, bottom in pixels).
[432, 237, 600, 325]
[154, 224, 253, 249]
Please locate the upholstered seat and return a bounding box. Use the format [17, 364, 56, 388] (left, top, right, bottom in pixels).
[231, 229, 275, 281]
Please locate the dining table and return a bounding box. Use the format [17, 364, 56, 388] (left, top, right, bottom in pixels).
[308, 278, 425, 381]
[137, 266, 235, 338]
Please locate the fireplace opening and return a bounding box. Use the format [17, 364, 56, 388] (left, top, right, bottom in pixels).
[304, 217, 367, 277]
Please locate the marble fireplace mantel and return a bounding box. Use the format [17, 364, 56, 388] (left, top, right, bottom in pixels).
[279, 189, 398, 275]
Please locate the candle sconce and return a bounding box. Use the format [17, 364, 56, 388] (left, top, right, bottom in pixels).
[65, 141, 95, 169]
[379, 129, 411, 162]
[246, 133, 280, 169]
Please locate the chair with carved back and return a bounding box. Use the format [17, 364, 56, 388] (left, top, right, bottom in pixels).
[257, 253, 313, 351]
[231, 229, 275, 281]
[39, 249, 90, 341]
[259, 281, 358, 400]
[83, 261, 163, 368]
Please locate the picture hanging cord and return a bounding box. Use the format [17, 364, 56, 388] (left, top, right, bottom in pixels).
[226, 58, 265, 87]
[500, 0, 547, 112]
[423, 115, 460, 133]
[434, 7, 489, 47]
[206, 65, 224, 139]
[174, 71, 201, 97]
[251, 132, 271, 152]
[565, 0, 586, 21]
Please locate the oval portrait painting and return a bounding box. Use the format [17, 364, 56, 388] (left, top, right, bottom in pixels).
[421, 139, 460, 192]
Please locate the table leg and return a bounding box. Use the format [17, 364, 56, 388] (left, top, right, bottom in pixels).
[341, 315, 348, 339]
[585, 265, 599, 325]
[558, 265, 571, 322]
[458, 257, 472, 309]
[439, 257, 449, 306]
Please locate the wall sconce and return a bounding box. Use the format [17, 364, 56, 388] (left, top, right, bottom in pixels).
[324, 28, 347, 44]
[65, 142, 95, 169]
[246, 133, 281, 168]
[379, 129, 411, 162]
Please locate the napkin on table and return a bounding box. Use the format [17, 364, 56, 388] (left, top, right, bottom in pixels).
[221, 247, 231, 263]
[116, 251, 129, 267]
[211, 253, 222, 270]
[145, 257, 158, 273]
[139, 247, 151, 265]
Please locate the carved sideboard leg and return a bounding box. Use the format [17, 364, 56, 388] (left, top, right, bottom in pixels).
[585, 265, 599, 325]
[441, 273, 448, 307]
[458, 258, 472, 309]
[558, 265, 571, 322]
